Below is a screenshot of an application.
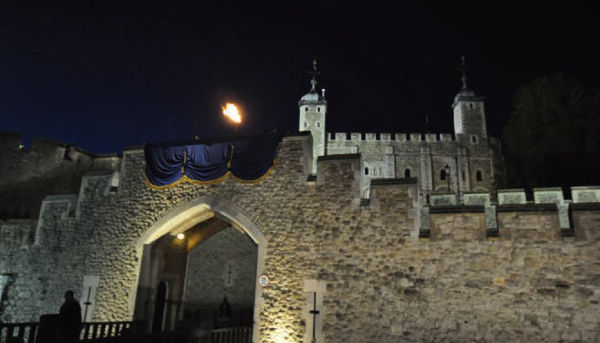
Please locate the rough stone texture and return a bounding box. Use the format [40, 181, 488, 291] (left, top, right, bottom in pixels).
[497, 209, 561, 241]
[0, 130, 120, 219]
[184, 226, 257, 312]
[325, 132, 498, 198]
[1, 134, 600, 342]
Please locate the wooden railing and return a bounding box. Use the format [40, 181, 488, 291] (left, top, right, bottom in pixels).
[0, 320, 138, 343]
[210, 327, 252, 343]
[0, 322, 38, 343]
[81, 331, 186, 343]
[1, 321, 250, 343]
[80, 321, 137, 342]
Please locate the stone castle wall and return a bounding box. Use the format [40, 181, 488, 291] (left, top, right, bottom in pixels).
[184, 227, 258, 312]
[0, 130, 120, 219]
[325, 132, 498, 195]
[0, 133, 599, 342]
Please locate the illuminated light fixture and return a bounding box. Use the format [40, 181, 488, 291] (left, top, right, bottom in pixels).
[176, 233, 185, 240]
[222, 103, 242, 124]
[273, 327, 292, 343]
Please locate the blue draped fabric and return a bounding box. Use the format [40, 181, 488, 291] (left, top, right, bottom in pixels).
[144, 133, 282, 188]
[230, 133, 283, 181]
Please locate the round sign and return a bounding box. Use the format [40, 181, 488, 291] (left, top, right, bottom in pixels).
[258, 274, 269, 288]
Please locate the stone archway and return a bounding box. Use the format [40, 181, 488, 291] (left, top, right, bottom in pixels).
[129, 196, 266, 342]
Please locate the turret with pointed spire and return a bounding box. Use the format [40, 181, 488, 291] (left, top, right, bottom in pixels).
[459, 55, 469, 90]
[299, 59, 327, 173]
[300, 59, 325, 102]
[452, 56, 488, 140]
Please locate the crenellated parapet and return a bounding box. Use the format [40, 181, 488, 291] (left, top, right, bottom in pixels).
[421, 186, 600, 241]
[0, 131, 122, 221]
[20, 133, 600, 249]
[327, 132, 456, 143]
[6, 132, 600, 251]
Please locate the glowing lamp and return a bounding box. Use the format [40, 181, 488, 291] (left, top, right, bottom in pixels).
[176, 233, 185, 240]
[222, 103, 242, 124]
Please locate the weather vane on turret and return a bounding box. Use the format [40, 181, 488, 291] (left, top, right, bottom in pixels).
[308, 59, 320, 92]
[458, 56, 469, 90]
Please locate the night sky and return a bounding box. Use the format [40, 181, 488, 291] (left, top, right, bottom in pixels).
[1, 2, 598, 154]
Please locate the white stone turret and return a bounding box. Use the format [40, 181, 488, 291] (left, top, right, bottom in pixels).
[452, 56, 487, 142]
[299, 60, 327, 173]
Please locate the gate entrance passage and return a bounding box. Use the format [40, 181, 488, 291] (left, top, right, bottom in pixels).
[132, 199, 264, 342]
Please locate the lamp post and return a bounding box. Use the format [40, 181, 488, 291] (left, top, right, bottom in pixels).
[444, 164, 451, 192]
[222, 103, 242, 138]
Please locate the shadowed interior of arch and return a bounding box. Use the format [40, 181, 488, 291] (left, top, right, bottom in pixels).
[134, 214, 258, 337]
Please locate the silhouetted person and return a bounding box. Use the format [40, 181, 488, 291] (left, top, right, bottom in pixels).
[215, 296, 232, 328]
[59, 290, 82, 342]
[219, 296, 232, 319]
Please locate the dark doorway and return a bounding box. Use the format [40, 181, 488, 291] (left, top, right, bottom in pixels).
[135, 215, 258, 337]
[152, 281, 167, 332]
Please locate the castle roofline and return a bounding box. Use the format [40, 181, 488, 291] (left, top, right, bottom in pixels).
[298, 96, 327, 106]
[299, 91, 324, 102]
[452, 90, 485, 108]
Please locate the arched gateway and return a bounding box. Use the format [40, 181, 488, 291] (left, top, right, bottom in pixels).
[4, 131, 598, 342]
[131, 196, 266, 342]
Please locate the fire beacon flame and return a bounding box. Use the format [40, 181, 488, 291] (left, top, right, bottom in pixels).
[222, 103, 241, 124]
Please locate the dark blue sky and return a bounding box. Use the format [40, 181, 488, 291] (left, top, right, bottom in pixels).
[1, 2, 598, 153]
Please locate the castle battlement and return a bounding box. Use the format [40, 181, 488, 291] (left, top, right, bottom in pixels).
[327, 132, 457, 143]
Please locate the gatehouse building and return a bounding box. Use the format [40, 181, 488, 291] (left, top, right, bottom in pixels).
[1, 62, 600, 342]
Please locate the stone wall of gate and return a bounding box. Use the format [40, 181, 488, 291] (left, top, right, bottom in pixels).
[183, 226, 258, 313]
[1, 133, 600, 342]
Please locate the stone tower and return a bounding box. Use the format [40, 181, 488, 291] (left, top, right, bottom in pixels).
[298, 60, 327, 173]
[452, 56, 487, 143]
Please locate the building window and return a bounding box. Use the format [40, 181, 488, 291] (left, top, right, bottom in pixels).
[404, 168, 411, 178]
[440, 169, 447, 180]
[317, 106, 320, 112]
[476, 170, 482, 182]
[304, 122, 308, 128]
[317, 121, 320, 128]
[305, 107, 308, 112]
[469, 103, 474, 109]
[462, 171, 465, 181]
[365, 167, 369, 175]
[471, 135, 478, 144]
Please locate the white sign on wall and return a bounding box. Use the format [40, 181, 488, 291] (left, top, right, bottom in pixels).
[258, 274, 269, 288]
[81, 275, 100, 322]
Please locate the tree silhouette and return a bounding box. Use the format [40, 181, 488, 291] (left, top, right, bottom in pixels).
[503, 74, 600, 189]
